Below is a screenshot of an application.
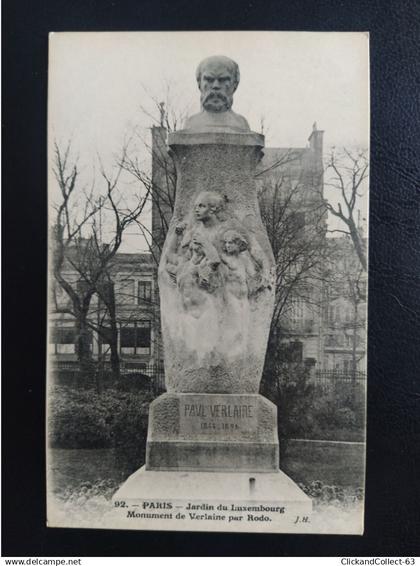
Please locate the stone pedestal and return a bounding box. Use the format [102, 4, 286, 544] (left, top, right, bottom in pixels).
[146, 393, 279, 472]
[113, 391, 312, 532]
[113, 468, 312, 533]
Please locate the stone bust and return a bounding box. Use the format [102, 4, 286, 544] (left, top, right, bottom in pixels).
[184, 55, 250, 133]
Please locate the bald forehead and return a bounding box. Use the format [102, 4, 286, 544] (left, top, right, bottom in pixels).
[196, 56, 239, 83]
[201, 60, 233, 77]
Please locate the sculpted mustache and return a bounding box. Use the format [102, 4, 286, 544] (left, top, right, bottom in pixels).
[203, 92, 228, 102]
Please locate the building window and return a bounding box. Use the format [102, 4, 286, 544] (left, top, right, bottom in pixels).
[290, 298, 304, 326]
[336, 306, 342, 322]
[343, 359, 356, 373]
[138, 280, 152, 303]
[325, 334, 336, 347]
[117, 279, 135, 304]
[120, 321, 151, 356]
[49, 325, 91, 355]
[53, 283, 71, 309]
[98, 325, 113, 355]
[329, 304, 341, 323]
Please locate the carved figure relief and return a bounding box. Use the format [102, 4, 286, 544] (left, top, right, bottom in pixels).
[160, 190, 272, 371]
[163, 193, 270, 300]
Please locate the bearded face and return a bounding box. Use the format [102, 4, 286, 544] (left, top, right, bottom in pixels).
[199, 62, 236, 113]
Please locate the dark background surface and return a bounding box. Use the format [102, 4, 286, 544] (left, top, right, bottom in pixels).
[3, 0, 420, 557]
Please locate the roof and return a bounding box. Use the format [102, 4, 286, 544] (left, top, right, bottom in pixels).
[113, 253, 154, 265]
[109, 253, 156, 273]
[256, 147, 307, 177]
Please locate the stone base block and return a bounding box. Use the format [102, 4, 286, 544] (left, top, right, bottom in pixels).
[146, 393, 279, 472]
[147, 440, 278, 472]
[112, 467, 312, 533]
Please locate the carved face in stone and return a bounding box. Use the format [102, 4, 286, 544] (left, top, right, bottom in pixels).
[196, 56, 240, 113]
[223, 230, 248, 255]
[194, 191, 225, 222]
[194, 198, 212, 222]
[190, 238, 204, 256]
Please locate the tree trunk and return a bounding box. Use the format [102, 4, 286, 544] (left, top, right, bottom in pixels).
[109, 320, 121, 382]
[101, 280, 121, 382]
[349, 219, 367, 271]
[351, 301, 359, 407]
[75, 315, 93, 379]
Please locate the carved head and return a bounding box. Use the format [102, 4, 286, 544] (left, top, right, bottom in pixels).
[222, 230, 248, 255]
[194, 191, 225, 222]
[190, 237, 204, 256]
[196, 56, 240, 113]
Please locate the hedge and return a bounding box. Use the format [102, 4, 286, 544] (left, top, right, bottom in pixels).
[48, 385, 152, 470]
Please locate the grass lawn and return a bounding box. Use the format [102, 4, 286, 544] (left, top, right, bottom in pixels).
[48, 448, 128, 495]
[283, 439, 365, 487]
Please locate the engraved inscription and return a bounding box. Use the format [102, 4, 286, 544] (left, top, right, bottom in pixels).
[179, 396, 258, 438]
[183, 403, 253, 418]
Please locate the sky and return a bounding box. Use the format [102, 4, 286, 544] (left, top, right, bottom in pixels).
[48, 31, 369, 252]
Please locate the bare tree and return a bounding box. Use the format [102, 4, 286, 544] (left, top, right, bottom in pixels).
[347, 265, 367, 379]
[256, 162, 329, 371]
[259, 179, 327, 328]
[321, 236, 367, 406]
[120, 96, 192, 263]
[51, 141, 151, 381]
[323, 148, 369, 270]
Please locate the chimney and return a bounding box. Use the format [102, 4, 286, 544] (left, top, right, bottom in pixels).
[308, 121, 324, 158]
[159, 101, 166, 127]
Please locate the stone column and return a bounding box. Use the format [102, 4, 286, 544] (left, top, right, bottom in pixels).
[146, 130, 278, 472]
[159, 131, 274, 395]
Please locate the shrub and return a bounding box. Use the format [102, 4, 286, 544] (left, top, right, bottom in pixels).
[311, 394, 358, 431]
[48, 385, 152, 458]
[107, 390, 150, 472]
[298, 480, 364, 506]
[261, 362, 318, 448]
[261, 361, 363, 444]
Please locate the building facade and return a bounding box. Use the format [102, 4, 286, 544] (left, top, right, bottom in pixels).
[49, 123, 366, 375]
[320, 236, 367, 372]
[255, 124, 326, 368]
[49, 251, 159, 370]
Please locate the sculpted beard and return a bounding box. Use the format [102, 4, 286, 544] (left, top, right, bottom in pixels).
[201, 91, 233, 112]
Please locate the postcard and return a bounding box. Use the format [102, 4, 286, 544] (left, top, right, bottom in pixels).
[47, 31, 369, 534]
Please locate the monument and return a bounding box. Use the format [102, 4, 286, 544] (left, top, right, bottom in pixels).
[114, 56, 311, 533]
